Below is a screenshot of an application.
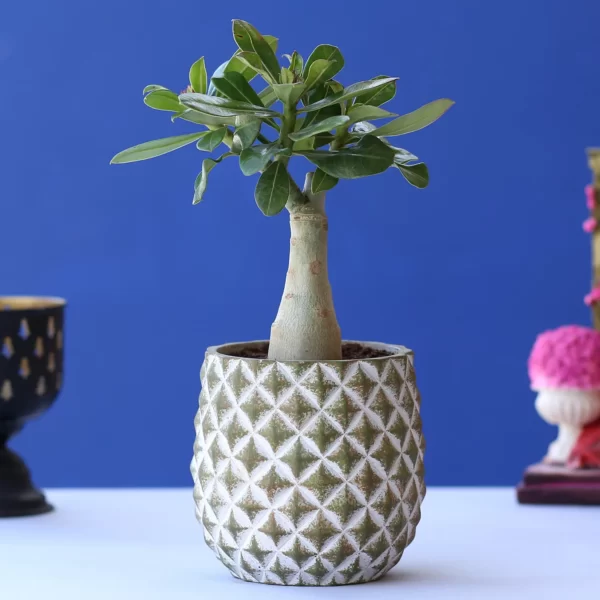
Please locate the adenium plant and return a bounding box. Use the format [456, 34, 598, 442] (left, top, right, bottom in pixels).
[111, 19, 454, 362]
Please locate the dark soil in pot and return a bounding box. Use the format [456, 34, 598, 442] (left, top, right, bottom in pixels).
[223, 341, 393, 360]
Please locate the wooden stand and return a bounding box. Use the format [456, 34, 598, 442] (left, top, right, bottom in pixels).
[517, 463, 600, 505]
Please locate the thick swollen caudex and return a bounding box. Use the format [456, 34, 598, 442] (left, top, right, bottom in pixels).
[268, 178, 342, 361]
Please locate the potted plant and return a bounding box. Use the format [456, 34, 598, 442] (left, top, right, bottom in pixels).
[112, 19, 453, 585]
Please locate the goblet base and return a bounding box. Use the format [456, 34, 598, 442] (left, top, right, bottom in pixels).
[0, 446, 53, 518]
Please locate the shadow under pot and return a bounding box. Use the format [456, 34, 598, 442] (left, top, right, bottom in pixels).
[0, 296, 65, 517]
[191, 340, 425, 586]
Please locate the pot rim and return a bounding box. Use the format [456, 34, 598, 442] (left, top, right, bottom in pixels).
[207, 340, 413, 363]
[0, 296, 66, 311]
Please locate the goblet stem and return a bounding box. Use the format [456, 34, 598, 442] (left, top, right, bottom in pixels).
[0, 442, 53, 518]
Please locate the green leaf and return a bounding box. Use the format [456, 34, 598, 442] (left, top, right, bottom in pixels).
[239, 143, 286, 175]
[175, 109, 237, 127]
[189, 57, 207, 94]
[313, 133, 335, 148]
[358, 75, 397, 106]
[179, 92, 279, 118]
[110, 132, 205, 164]
[208, 35, 278, 95]
[261, 35, 279, 49]
[288, 115, 350, 142]
[295, 135, 395, 179]
[301, 83, 342, 129]
[143, 84, 168, 94]
[227, 36, 279, 81]
[303, 45, 344, 82]
[392, 147, 419, 164]
[352, 120, 377, 134]
[258, 86, 277, 107]
[144, 90, 182, 112]
[371, 99, 455, 137]
[192, 152, 234, 204]
[280, 67, 294, 84]
[304, 59, 336, 92]
[349, 127, 419, 163]
[232, 20, 280, 83]
[196, 128, 227, 152]
[235, 52, 276, 83]
[328, 80, 344, 94]
[211, 71, 264, 106]
[255, 160, 291, 216]
[207, 61, 228, 95]
[193, 158, 218, 204]
[285, 51, 303, 76]
[347, 104, 397, 125]
[311, 169, 338, 194]
[396, 162, 429, 188]
[299, 77, 398, 113]
[272, 82, 306, 105]
[233, 117, 261, 150]
[292, 137, 315, 151]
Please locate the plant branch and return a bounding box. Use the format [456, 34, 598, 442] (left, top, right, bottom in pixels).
[285, 175, 308, 213]
[330, 123, 350, 151]
[278, 103, 297, 154]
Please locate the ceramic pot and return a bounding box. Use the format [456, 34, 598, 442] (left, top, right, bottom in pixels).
[0, 296, 65, 517]
[191, 341, 425, 586]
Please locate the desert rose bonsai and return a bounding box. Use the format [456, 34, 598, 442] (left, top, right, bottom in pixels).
[111, 20, 453, 362]
[112, 20, 453, 586]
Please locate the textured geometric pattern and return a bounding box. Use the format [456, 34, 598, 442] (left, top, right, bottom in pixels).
[191, 344, 425, 586]
[0, 313, 64, 408]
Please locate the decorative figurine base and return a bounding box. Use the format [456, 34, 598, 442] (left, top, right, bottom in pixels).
[0, 445, 53, 517]
[517, 463, 600, 506]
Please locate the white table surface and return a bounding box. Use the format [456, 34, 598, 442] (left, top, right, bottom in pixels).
[1, 488, 598, 599]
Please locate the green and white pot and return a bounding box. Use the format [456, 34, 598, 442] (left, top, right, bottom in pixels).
[191, 341, 425, 586]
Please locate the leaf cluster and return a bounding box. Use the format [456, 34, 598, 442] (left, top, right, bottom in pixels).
[111, 20, 454, 215]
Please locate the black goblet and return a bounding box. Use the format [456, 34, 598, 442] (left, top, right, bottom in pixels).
[0, 297, 65, 517]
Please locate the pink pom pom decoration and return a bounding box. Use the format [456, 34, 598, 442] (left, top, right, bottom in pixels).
[585, 287, 600, 307]
[583, 217, 597, 233]
[586, 185, 597, 210]
[528, 325, 600, 390]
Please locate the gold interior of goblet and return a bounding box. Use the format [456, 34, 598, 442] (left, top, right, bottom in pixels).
[0, 296, 66, 311]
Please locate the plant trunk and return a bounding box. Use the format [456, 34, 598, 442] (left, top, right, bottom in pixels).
[268, 174, 342, 361]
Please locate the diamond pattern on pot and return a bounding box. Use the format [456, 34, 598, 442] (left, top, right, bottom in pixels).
[192, 348, 425, 586]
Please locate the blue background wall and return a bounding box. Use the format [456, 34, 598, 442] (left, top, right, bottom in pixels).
[2, 0, 600, 487]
